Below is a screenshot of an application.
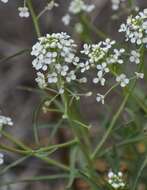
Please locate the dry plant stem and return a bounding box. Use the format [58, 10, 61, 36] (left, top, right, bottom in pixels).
[92, 46, 145, 159]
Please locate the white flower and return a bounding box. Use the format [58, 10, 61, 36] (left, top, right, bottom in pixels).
[35, 72, 47, 89]
[81, 44, 91, 55]
[96, 93, 105, 104]
[0, 115, 13, 128]
[18, 6, 30, 18]
[59, 87, 64, 94]
[69, 0, 95, 14]
[108, 170, 125, 189]
[135, 72, 144, 79]
[46, 0, 59, 10]
[80, 61, 90, 73]
[48, 73, 58, 83]
[93, 71, 106, 86]
[116, 74, 129, 87]
[96, 62, 109, 74]
[75, 22, 83, 33]
[0, 0, 8, 3]
[102, 38, 116, 51]
[78, 77, 87, 83]
[107, 48, 125, 64]
[0, 153, 4, 165]
[66, 71, 76, 82]
[62, 14, 71, 26]
[129, 50, 140, 64]
[111, 0, 126, 11]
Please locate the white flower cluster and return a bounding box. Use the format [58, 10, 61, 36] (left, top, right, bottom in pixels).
[119, 9, 147, 46]
[32, 32, 144, 105]
[81, 39, 127, 87]
[62, 0, 95, 26]
[108, 171, 125, 189]
[0, 153, 4, 165]
[31, 32, 79, 89]
[0, 0, 8, 3]
[111, 0, 126, 11]
[0, 115, 13, 128]
[18, 6, 30, 18]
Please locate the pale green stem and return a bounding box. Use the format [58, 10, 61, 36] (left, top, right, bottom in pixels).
[27, 0, 41, 38]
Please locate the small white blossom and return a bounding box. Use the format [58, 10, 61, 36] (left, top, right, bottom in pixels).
[107, 48, 125, 64]
[62, 14, 71, 26]
[59, 87, 64, 94]
[66, 71, 76, 82]
[46, 0, 59, 10]
[69, 0, 95, 15]
[48, 73, 58, 83]
[80, 61, 90, 73]
[96, 62, 109, 74]
[0, 153, 4, 165]
[96, 93, 105, 104]
[75, 22, 83, 33]
[116, 74, 129, 87]
[0, 115, 13, 128]
[78, 77, 87, 83]
[111, 0, 126, 11]
[129, 50, 140, 64]
[93, 72, 106, 86]
[18, 6, 30, 18]
[102, 38, 116, 51]
[35, 72, 47, 89]
[108, 170, 125, 189]
[135, 72, 144, 79]
[0, 0, 8, 3]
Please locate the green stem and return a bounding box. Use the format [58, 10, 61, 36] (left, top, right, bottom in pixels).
[27, 0, 41, 38]
[0, 174, 69, 187]
[37, 139, 78, 153]
[1, 131, 31, 151]
[92, 47, 145, 159]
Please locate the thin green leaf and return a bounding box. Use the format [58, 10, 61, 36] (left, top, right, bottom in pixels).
[0, 155, 31, 175]
[132, 155, 147, 190]
[66, 146, 78, 188]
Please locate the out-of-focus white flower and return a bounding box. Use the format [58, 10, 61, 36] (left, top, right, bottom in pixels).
[0, 115, 13, 128]
[116, 74, 129, 87]
[0, 153, 4, 165]
[108, 170, 125, 189]
[129, 50, 140, 64]
[96, 93, 105, 104]
[69, 0, 95, 14]
[18, 6, 30, 18]
[62, 14, 71, 25]
[135, 72, 144, 79]
[46, 0, 59, 10]
[75, 22, 83, 33]
[111, 0, 126, 10]
[0, 0, 8, 3]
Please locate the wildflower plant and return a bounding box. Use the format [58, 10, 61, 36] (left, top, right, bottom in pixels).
[0, 1, 147, 190]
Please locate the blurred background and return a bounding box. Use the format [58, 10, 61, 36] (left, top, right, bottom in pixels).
[0, 0, 147, 189]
